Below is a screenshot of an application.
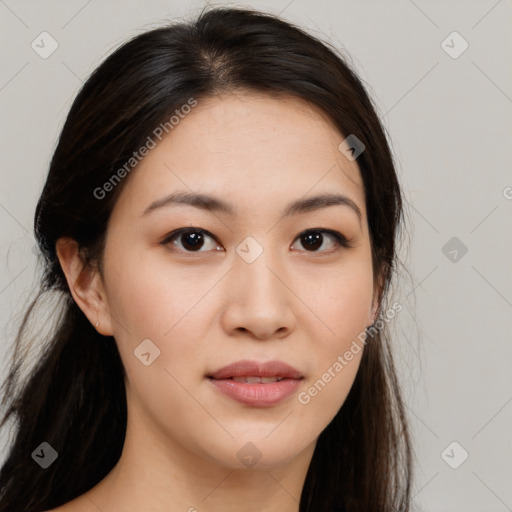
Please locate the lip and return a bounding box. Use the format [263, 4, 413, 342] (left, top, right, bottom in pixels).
[207, 359, 304, 380]
[207, 360, 304, 407]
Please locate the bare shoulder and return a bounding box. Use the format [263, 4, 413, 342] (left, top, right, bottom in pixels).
[43, 494, 97, 512]
[43, 505, 86, 512]
[42, 505, 77, 512]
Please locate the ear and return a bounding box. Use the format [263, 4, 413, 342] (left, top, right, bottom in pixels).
[370, 270, 385, 325]
[370, 294, 379, 325]
[56, 237, 113, 336]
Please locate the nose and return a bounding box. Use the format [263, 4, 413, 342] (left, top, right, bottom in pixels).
[220, 249, 297, 341]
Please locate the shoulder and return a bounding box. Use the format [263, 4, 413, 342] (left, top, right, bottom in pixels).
[42, 496, 96, 512]
[43, 506, 83, 512]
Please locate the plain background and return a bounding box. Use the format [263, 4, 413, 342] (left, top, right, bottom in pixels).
[0, 1, 511, 510]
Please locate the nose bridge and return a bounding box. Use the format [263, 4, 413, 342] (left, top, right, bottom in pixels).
[221, 235, 295, 338]
[234, 236, 286, 304]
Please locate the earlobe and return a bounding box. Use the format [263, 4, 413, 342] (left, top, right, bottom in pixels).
[55, 237, 113, 335]
[370, 272, 385, 325]
[370, 297, 379, 325]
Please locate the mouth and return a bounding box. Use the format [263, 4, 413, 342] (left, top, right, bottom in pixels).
[206, 360, 304, 407]
[206, 359, 304, 381]
[208, 376, 290, 383]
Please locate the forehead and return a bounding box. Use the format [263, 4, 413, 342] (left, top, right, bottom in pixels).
[114, 91, 366, 220]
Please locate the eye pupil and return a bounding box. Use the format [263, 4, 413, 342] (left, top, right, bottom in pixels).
[165, 228, 342, 255]
[182, 231, 204, 251]
[302, 231, 322, 251]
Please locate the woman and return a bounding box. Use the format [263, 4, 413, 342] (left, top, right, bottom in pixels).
[0, 6, 413, 512]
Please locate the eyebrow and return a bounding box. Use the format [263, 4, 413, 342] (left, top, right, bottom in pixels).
[142, 190, 363, 225]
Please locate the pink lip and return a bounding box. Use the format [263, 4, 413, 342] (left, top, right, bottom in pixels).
[207, 359, 304, 380]
[207, 360, 304, 407]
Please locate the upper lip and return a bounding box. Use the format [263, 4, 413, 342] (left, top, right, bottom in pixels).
[207, 360, 304, 380]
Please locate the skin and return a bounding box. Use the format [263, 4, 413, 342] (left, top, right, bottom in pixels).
[53, 91, 379, 512]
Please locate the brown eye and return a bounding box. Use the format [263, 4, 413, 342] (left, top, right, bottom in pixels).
[161, 228, 222, 253]
[292, 229, 349, 253]
[160, 227, 350, 255]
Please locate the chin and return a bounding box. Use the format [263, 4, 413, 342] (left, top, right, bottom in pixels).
[199, 435, 311, 471]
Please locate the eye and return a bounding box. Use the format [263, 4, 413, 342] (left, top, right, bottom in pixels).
[291, 229, 350, 253]
[160, 228, 222, 254]
[160, 227, 351, 255]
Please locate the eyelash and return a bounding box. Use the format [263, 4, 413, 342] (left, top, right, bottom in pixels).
[159, 227, 352, 255]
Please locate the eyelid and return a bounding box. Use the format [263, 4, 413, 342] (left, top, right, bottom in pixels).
[160, 227, 221, 252]
[301, 228, 353, 250]
[159, 227, 352, 254]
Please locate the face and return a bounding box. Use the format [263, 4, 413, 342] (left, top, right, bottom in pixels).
[99, 91, 377, 470]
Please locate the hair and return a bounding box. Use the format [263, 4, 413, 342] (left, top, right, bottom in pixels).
[0, 6, 413, 512]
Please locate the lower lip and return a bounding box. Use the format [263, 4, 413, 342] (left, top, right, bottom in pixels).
[208, 377, 302, 407]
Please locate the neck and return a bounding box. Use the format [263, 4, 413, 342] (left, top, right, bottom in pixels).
[82, 394, 316, 512]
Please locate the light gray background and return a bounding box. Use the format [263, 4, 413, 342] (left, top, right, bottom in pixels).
[1, 1, 511, 511]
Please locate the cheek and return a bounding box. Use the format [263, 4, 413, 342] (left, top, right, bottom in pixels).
[296, 256, 374, 343]
[103, 253, 211, 412]
[103, 241, 207, 335]
[99, 236, 374, 464]
[293, 255, 372, 406]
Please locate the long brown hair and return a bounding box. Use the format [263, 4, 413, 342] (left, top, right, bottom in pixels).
[0, 6, 412, 511]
